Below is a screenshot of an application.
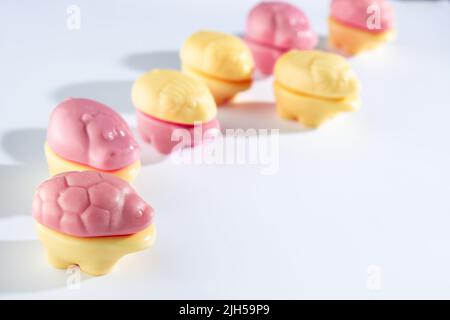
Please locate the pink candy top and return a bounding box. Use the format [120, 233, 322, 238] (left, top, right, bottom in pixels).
[245, 1, 317, 51]
[32, 171, 154, 237]
[330, 0, 394, 32]
[47, 98, 140, 171]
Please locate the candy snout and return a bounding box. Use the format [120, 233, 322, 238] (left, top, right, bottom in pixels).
[90, 142, 140, 172]
[122, 193, 154, 234]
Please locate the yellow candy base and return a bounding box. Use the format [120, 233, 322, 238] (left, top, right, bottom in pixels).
[36, 223, 156, 276]
[182, 64, 252, 106]
[44, 142, 140, 183]
[274, 82, 359, 128]
[328, 17, 395, 56]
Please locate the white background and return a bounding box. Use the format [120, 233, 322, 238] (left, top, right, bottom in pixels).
[1, 0, 450, 299]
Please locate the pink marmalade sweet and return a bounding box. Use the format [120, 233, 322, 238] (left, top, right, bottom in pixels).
[136, 111, 221, 155]
[330, 0, 394, 33]
[47, 98, 140, 171]
[32, 171, 154, 237]
[245, 1, 318, 75]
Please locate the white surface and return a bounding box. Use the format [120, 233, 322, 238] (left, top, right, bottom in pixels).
[1, 0, 450, 299]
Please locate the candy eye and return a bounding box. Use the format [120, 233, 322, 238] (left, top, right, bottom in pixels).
[103, 130, 116, 140]
[81, 113, 93, 123]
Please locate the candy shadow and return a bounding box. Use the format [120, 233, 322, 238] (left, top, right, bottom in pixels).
[0, 165, 46, 218]
[316, 34, 330, 52]
[2, 128, 47, 165]
[130, 127, 167, 166]
[51, 80, 134, 114]
[217, 102, 312, 134]
[139, 143, 168, 166]
[0, 240, 91, 294]
[316, 34, 352, 57]
[122, 50, 180, 72]
[0, 128, 48, 218]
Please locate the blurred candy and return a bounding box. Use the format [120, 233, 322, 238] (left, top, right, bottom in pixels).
[181, 31, 254, 105]
[273, 50, 360, 127]
[245, 1, 317, 75]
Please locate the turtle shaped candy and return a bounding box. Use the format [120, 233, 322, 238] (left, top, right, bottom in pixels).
[32, 171, 156, 276]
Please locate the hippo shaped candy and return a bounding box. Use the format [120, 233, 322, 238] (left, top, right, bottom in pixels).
[33, 171, 156, 275]
[45, 98, 141, 182]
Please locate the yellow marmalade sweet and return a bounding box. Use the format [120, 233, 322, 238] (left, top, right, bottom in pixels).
[37, 223, 156, 276]
[274, 50, 360, 128]
[328, 17, 395, 56]
[131, 69, 217, 125]
[180, 31, 254, 105]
